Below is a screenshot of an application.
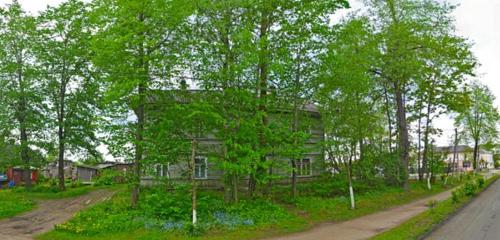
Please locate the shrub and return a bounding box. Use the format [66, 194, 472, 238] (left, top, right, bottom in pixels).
[95, 169, 123, 186]
[477, 177, 485, 188]
[55, 187, 292, 236]
[463, 181, 477, 196]
[451, 189, 461, 204]
[70, 180, 83, 188]
[30, 185, 61, 193]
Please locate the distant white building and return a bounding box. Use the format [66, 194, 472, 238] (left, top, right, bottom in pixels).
[436, 145, 494, 171]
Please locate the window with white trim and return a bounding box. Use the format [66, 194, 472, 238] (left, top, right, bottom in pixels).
[295, 158, 312, 177]
[155, 163, 170, 178]
[194, 157, 208, 179]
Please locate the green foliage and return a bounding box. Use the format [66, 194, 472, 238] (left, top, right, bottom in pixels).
[477, 177, 485, 188]
[95, 169, 125, 186]
[54, 186, 293, 236]
[463, 181, 477, 196]
[0, 190, 34, 219]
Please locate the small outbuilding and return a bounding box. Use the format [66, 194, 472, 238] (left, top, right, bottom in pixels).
[6, 166, 38, 186]
[74, 165, 99, 182]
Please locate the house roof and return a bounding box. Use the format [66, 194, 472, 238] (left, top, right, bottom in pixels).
[148, 89, 321, 114]
[436, 145, 492, 154]
[96, 163, 116, 169]
[96, 162, 133, 169]
[10, 166, 38, 170]
[76, 164, 99, 170]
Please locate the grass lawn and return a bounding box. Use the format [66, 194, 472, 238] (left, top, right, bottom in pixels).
[0, 189, 35, 219]
[370, 175, 499, 240]
[0, 184, 118, 220]
[36, 177, 467, 240]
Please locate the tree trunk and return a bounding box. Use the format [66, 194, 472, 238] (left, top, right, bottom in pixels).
[347, 146, 355, 209]
[231, 173, 238, 203]
[383, 87, 393, 153]
[16, 52, 31, 189]
[250, 6, 270, 197]
[291, 46, 301, 198]
[422, 101, 432, 181]
[417, 106, 423, 181]
[191, 139, 197, 225]
[473, 139, 479, 171]
[394, 82, 409, 191]
[20, 127, 31, 188]
[131, 12, 147, 208]
[291, 159, 297, 198]
[58, 82, 67, 191]
[451, 128, 458, 178]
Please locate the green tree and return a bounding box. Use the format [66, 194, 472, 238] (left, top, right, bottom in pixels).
[455, 83, 499, 170]
[364, 0, 475, 190]
[318, 17, 383, 208]
[91, 0, 195, 207]
[0, 1, 45, 188]
[273, 0, 348, 198]
[37, 0, 100, 191]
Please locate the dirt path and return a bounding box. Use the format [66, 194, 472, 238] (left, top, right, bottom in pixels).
[0, 189, 114, 240]
[266, 189, 454, 240]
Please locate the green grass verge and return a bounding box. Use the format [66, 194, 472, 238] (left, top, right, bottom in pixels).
[0, 190, 35, 219]
[36, 179, 466, 240]
[370, 175, 499, 240]
[0, 184, 119, 220]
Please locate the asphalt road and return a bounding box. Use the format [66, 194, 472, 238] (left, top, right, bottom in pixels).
[425, 178, 500, 240]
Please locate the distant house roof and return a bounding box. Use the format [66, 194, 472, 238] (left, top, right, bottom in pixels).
[96, 163, 116, 169]
[97, 162, 133, 169]
[10, 166, 38, 170]
[46, 160, 74, 167]
[148, 89, 321, 114]
[436, 145, 491, 154]
[76, 164, 99, 170]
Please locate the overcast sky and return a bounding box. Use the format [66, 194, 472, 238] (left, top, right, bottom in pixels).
[1, 0, 499, 148]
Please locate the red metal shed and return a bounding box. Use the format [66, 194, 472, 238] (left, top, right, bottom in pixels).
[6, 167, 37, 186]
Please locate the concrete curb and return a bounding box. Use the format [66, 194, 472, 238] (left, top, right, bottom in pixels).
[417, 176, 499, 240]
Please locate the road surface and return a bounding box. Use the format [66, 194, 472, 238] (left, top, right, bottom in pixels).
[425, 178, 500, 240]
[0, 189, 114, 240]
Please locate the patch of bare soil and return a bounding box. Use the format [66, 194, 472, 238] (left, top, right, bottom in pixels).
[0, 189, 114, 240]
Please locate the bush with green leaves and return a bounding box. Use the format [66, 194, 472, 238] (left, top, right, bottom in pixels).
[477, 177, 485, 188]
[54, 185, 293, 236]
[95, 169, 125, 186]
[463, 181, 477, 196]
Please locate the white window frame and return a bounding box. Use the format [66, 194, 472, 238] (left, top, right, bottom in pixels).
[292, 158, 312, 177]
[194, 156, 208, 179]
[154, 163, 170, 178]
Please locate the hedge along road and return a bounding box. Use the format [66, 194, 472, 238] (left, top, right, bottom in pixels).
[425, 177, 500, 240]
[0, 189, 114, 240]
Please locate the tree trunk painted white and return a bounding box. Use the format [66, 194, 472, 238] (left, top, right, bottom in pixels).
[427, 176, 432, 190]
[349, 185, 355, 209]
[191, 139, 197, 225]
[192, 209, 197, 225]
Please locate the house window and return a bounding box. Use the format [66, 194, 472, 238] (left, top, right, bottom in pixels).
[194, 157, 208, 179]
[463, 161, 471, 168]
[295, 158, 312, 177]
[154, 163, 170, 178]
